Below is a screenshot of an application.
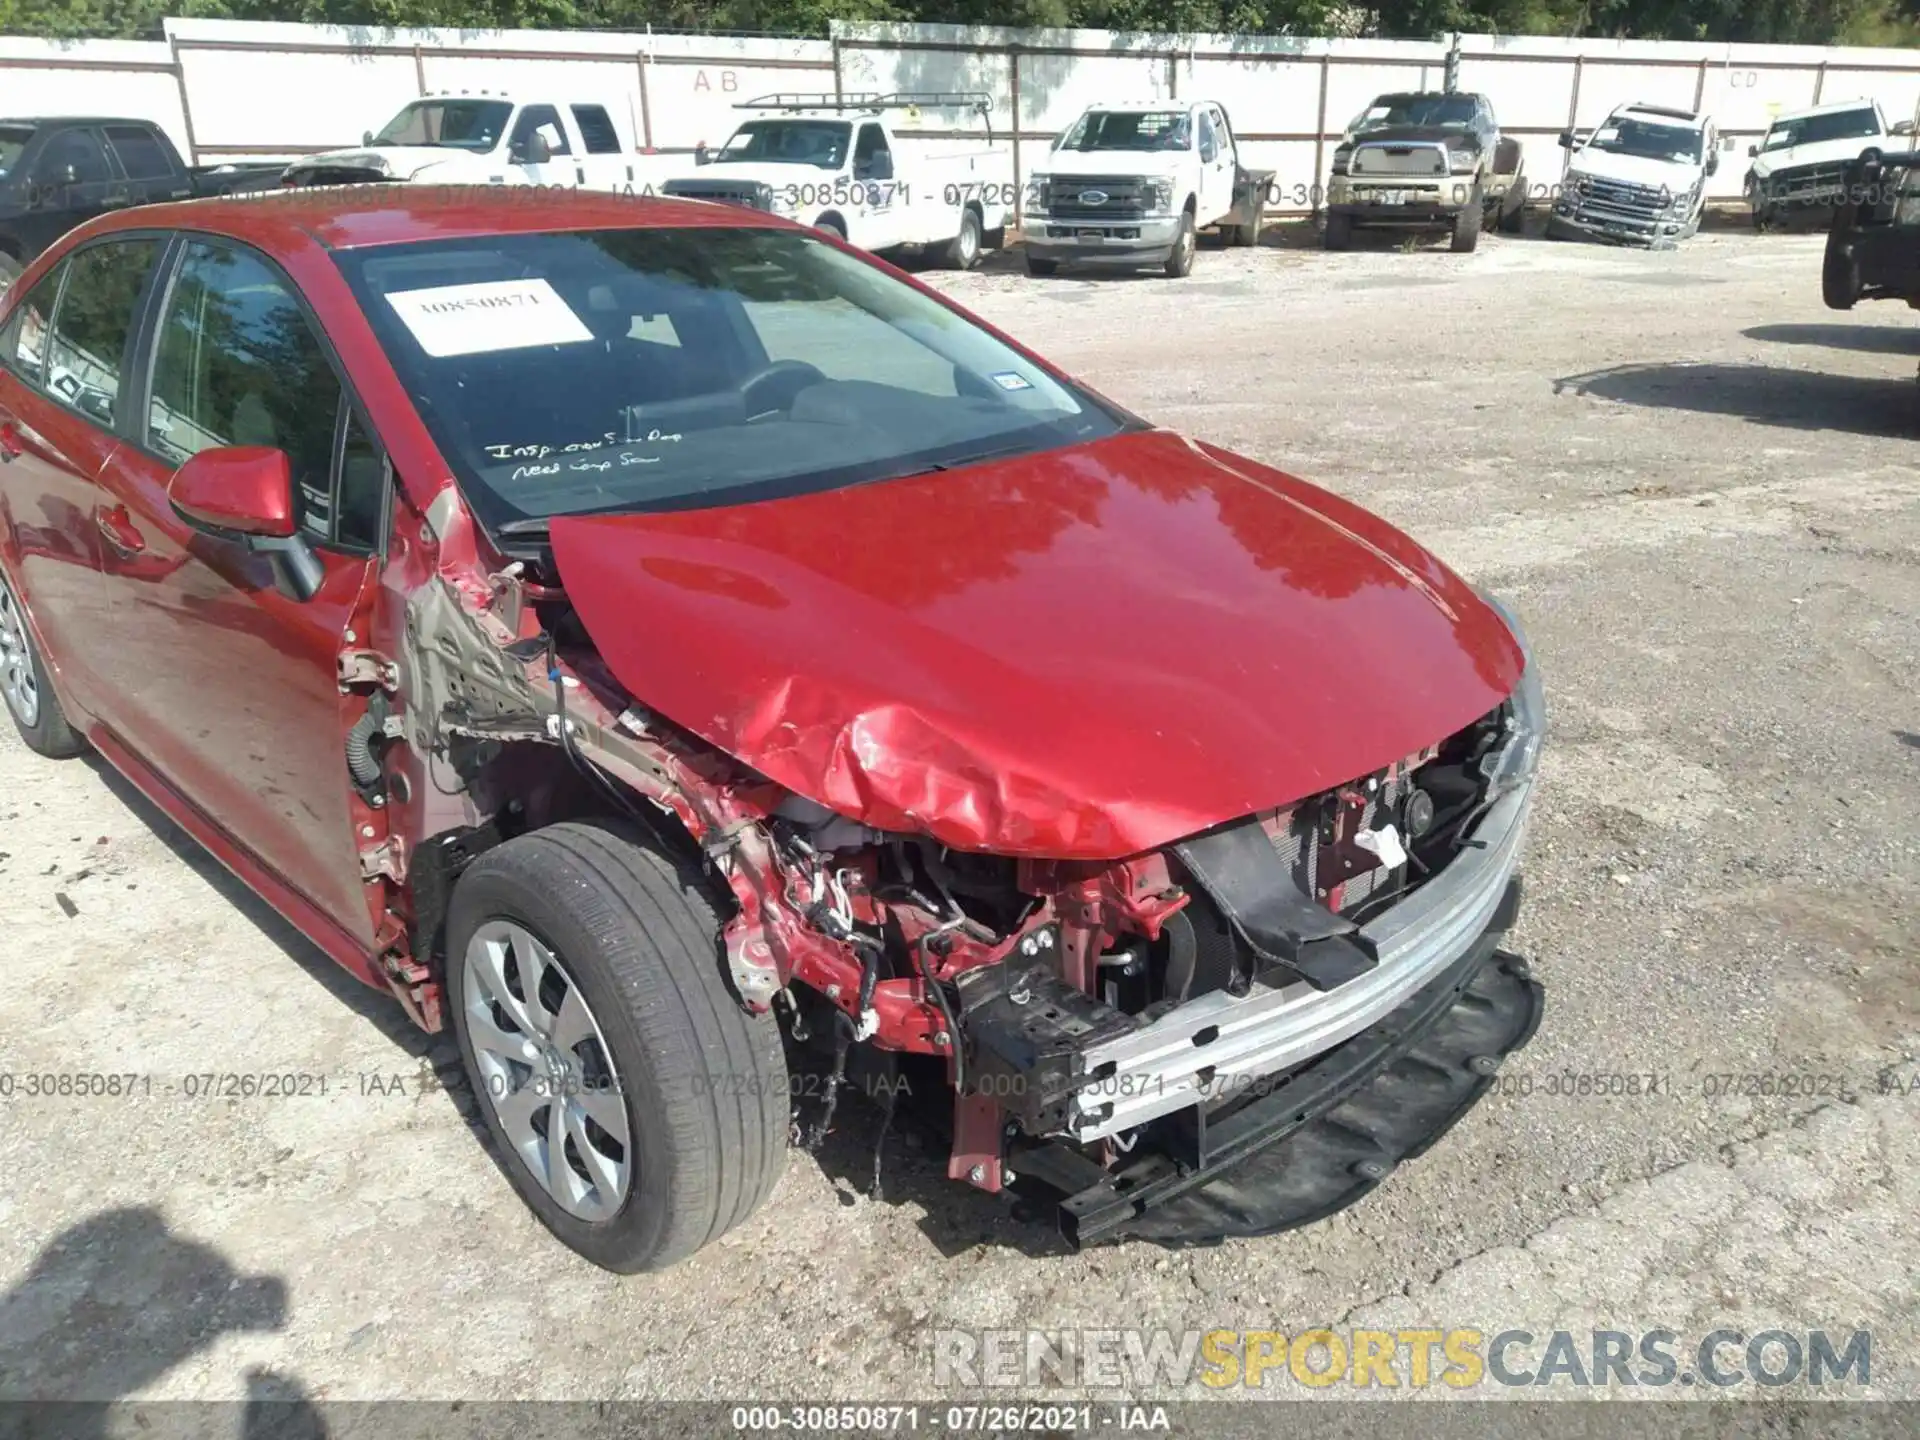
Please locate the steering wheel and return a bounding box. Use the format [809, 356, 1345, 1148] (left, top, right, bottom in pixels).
[738, 359, 827, 420]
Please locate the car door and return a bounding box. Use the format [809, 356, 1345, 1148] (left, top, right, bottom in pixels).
[1197, 106, 1233, 221]
[851, 122, 903, 247]
[569, 104, 628, 192]
[1858, 163, 1920, 292]
[102, 125, 193, 207]
[0, 239, 163, 725]
[19, 129, 119, 259]
[89, 235, 386, 944]
[505, 104, 574, 188]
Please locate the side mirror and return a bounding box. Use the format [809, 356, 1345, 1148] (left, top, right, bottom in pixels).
[1748, 144, 1758, 158]
[695, 142, 710, 165]
[1894, 120, 1916, 137]
[863, 151, 894, 181]
[514, 131, 552, 166]
[1706, 152, 1719, 176]
[362, 129, 375, 146]
[168, 446, 323, 601]
[1558, 130, 1574, 149]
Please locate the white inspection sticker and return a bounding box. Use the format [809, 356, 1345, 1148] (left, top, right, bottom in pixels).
[384, 279, 593, 358]
[990, 371, 1035, 391]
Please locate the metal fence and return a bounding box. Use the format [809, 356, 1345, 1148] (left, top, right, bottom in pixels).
[5, 17, 1920, 215]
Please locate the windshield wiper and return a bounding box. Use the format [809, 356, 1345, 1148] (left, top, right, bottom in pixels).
[497, 517, 551, 537]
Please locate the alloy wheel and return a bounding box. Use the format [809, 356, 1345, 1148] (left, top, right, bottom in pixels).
[462, 919, 632, 1221]
[0, 573, 40, 729]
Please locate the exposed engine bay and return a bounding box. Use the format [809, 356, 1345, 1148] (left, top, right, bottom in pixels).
[349, 521, 1543, 1245]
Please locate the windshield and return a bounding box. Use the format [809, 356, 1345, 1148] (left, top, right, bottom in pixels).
[1586, 118, 1702, 163]
[1056, 110, 1191, 152]
[1352, 93, 1478, 134]
[0, 125, 32, 181]
[1761, 107, 1880, 152]
[336, 226, 1130, 533]
[712, 121, 851, 169]
[373, 99, 514, 151]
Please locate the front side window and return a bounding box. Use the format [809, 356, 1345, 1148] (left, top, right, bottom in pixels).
[35, 129, 112, 186]
[0, 125, 32, 182]
[45, 239, 161, 426]
[336, 226, 1132, 535]
[147, 241, 342, 541]
[373, 100, 513, 152]
[510, 106, 572, 159]
[4, 261, 65, 383]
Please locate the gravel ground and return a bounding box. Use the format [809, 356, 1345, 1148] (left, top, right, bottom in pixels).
[2, 219, 1917, 1413]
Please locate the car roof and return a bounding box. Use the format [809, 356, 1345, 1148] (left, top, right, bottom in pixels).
[1773, 98, 1881, 120]
[76, 185, 787, 255]
[1081, 99, 1197, 112]
[1617, 103, 1701, 125]
[0, 116, 148, 128]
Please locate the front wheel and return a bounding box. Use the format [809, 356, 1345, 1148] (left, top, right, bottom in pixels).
[1024, 249, 1058, 277]
[1322, 211, 1354, 250]
[1497, 176, 1527, 233]
[447, 820, 789, 1273]
[0, 566, 85, 759]
[1451, 188, 1484, 253]
[1823, 236, 1861, 310]
[1163, 209, 1197, 277]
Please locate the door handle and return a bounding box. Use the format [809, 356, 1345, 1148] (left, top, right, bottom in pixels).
[94, 504, 147, 556]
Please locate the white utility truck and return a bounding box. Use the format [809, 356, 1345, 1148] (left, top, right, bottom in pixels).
[1744, 98, 1916, 229]
[1549, 102, 1720, 248]
[662, 93, 1015, 269]
[281, 91, 671, 193]
[1020, 99, 1273, 277]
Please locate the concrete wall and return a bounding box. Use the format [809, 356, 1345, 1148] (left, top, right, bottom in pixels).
[5, 18, 1920, 212]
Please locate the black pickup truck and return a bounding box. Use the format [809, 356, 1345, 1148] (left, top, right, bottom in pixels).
[0, 117, 282, 294]
[1822, 149, 1920, 312]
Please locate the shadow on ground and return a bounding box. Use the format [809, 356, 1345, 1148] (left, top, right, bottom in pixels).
[1553, 361, 1919, 436]
[0, 1206, 325, 1436]
[1745, 323, 1920, 356]
[78, 754, 436, 1060]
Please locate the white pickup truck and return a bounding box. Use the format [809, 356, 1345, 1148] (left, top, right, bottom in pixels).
[1745, 98, 1916, 229]
[1548, 102, 1720, 248]
[1021, 100, 1273, 277]
[281, 91, 671, 194]
[661, 94, 1015, 269]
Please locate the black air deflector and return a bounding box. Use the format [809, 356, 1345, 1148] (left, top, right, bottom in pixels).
[1173, 816, 1378, 991]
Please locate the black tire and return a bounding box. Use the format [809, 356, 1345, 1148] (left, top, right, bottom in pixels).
[1823, 236, 1860, 310]
[1024, 249, 1058, 276]
[814, 214, 847, 241]
[1232, 210, 1262, 247]
[1163, 207, 1197, 277]
[1451, 188, 1483, 253]
[944, 206, 983, 270]
[1498, 176, 1527, 233]
[1752, 203, 1773, 234]
[446, 820, 788, 1273]
[0, 567, 86, 759]
[1322, 211, 1353, 251]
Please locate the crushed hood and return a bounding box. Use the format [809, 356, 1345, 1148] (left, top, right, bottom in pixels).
[285, 146, 470, 180]
[1751, 134, 1886, 177]
[549, 430, 1524, 860]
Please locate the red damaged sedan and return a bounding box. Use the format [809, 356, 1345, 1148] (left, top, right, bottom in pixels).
[0, 189, 1543, 1271]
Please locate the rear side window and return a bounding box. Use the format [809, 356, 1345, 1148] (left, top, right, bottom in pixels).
[44, 239, 162, 426]
[105, 126, 173, 181]
[571, 105, 621, 155]
[147, 241, 343, 540]
[3, 261, 65, 384]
